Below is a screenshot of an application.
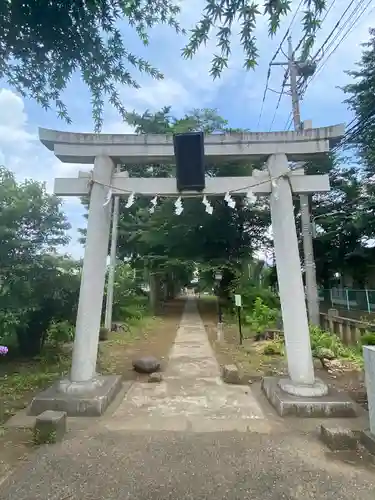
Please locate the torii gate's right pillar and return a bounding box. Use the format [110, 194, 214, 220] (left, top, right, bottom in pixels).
[262, 153, 358, 417]
[267, 154, 322, 393]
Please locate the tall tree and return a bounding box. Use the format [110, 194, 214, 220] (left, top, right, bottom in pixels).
[115, 108, 270, 297]
[301, 155, 371, 287]
[0, 166, 77, 355]
[2, 0, 327, 130]
[343, 28, 375, 176]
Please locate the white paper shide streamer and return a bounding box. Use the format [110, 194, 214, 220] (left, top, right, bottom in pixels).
[271, 179, 279, 201]
[224, 192, 236, 209]
[125, 191, 135, 208]
[103, 188, 113, 207]
[202, 195, 213, 214]
[174, 196, 183, 215]
[246, 190, 257, 204]
[149, 195, 158, 214]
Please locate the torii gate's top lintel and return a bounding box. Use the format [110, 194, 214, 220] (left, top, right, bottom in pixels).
[39, 125, 345, 165]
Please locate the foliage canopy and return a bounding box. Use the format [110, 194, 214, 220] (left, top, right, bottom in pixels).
[1, 0, 327, 130]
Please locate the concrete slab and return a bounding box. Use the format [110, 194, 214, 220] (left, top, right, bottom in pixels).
[361, 430, 375, 455]
[29, 375, 123, 417]
[262, 376, 359, 418]
[2, 431, 375, 499]
[5, 381, 133, 430]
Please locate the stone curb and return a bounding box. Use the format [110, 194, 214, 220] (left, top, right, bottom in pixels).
[319, 424, 359, 451]
[221, 364, 241, 384]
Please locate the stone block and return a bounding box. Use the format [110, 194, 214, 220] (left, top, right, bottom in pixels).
[34, 410, 66, 444]
[327, 308, 339, 318]
[262, 376, 359, 418]
[148, 372, 163, 383]
[29, 375, 123, 417]
[360, 430, 375, 456]
[320, 424, 359, 451]
[222, 364, 241, 384]
[133, 356, 160, 374]
[363, 346, 375, 435]
[99, 327, 109, 341]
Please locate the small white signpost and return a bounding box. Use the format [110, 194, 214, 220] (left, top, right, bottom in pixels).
[235, 294, 242, 307]
[235, 294, 243, 344]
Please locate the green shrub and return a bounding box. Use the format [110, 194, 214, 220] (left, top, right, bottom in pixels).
[361, 332, 375, 346]
[119, 301, 147, 322]
[263, 341, 283, 356]
[110, 263, 149, 323]
[309, 325, 363, 367]
[46, 320, 74, 347]
[244, 297, 279, 336]
[238, 285, 280, 310]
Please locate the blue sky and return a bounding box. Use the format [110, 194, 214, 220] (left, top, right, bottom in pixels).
[0, 0, 373, 258]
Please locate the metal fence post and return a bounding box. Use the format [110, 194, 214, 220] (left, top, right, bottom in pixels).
[345, 289, 350, 311]
[329, 288, 333, 308]
[365, 288, 371, 314]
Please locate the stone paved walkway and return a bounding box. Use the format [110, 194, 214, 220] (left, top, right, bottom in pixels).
[105, 298, 268, 432]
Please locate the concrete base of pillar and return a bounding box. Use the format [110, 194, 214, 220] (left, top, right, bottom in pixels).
[217, 322, 224, 342]
[360, 430, 375, 456]
[278, 377, 328, 397]
[28, 375, 122, 417]
[262, 377, 359, 418]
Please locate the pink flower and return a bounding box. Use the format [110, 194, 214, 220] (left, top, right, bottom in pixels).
[0, 346, 8, 355]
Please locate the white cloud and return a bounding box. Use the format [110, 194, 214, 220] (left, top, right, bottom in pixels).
[102, 121, 135, 134]
[0, 89, 36, 144]
[0, 88, 87, 258]
[0, 87, 139, 259]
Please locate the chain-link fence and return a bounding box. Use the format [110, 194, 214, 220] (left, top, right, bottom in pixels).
[319, 288, 375, 313]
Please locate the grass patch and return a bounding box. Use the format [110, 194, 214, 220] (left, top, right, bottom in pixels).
[0, 349, 71, 424]
[0, 317, 152, 424]
[198, 297, 364, 384]
[0, 301, 184, 425]
[98, 315, 164, 376]
[1, 298, 185, 426]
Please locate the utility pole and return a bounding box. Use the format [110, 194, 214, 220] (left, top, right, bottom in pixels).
[271, 36, 320, 325]
[104, 165, 122, 330]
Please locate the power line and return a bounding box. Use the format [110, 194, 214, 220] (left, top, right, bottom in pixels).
[269, 0, 373, 132]
[312, 0, 358, 60]
[267, 0, 340, 131]
[257, 0, 304, 129]
[311, 0, 374, 82]
[268, 70, 289, 131]
[302, 0, 374, 94]
[332, 112, 375, 152]
[283, 112, 293, 130]
[293, 0, 337, 59]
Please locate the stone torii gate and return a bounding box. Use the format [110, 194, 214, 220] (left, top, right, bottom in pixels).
[30, 125, 353, 418]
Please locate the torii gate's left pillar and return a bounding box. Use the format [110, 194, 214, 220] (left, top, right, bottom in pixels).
[29, 155, 123, 417]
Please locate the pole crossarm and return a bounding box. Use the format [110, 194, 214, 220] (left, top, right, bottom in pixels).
[54, 169, 330, 197]
[40, 126, 345, 164]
